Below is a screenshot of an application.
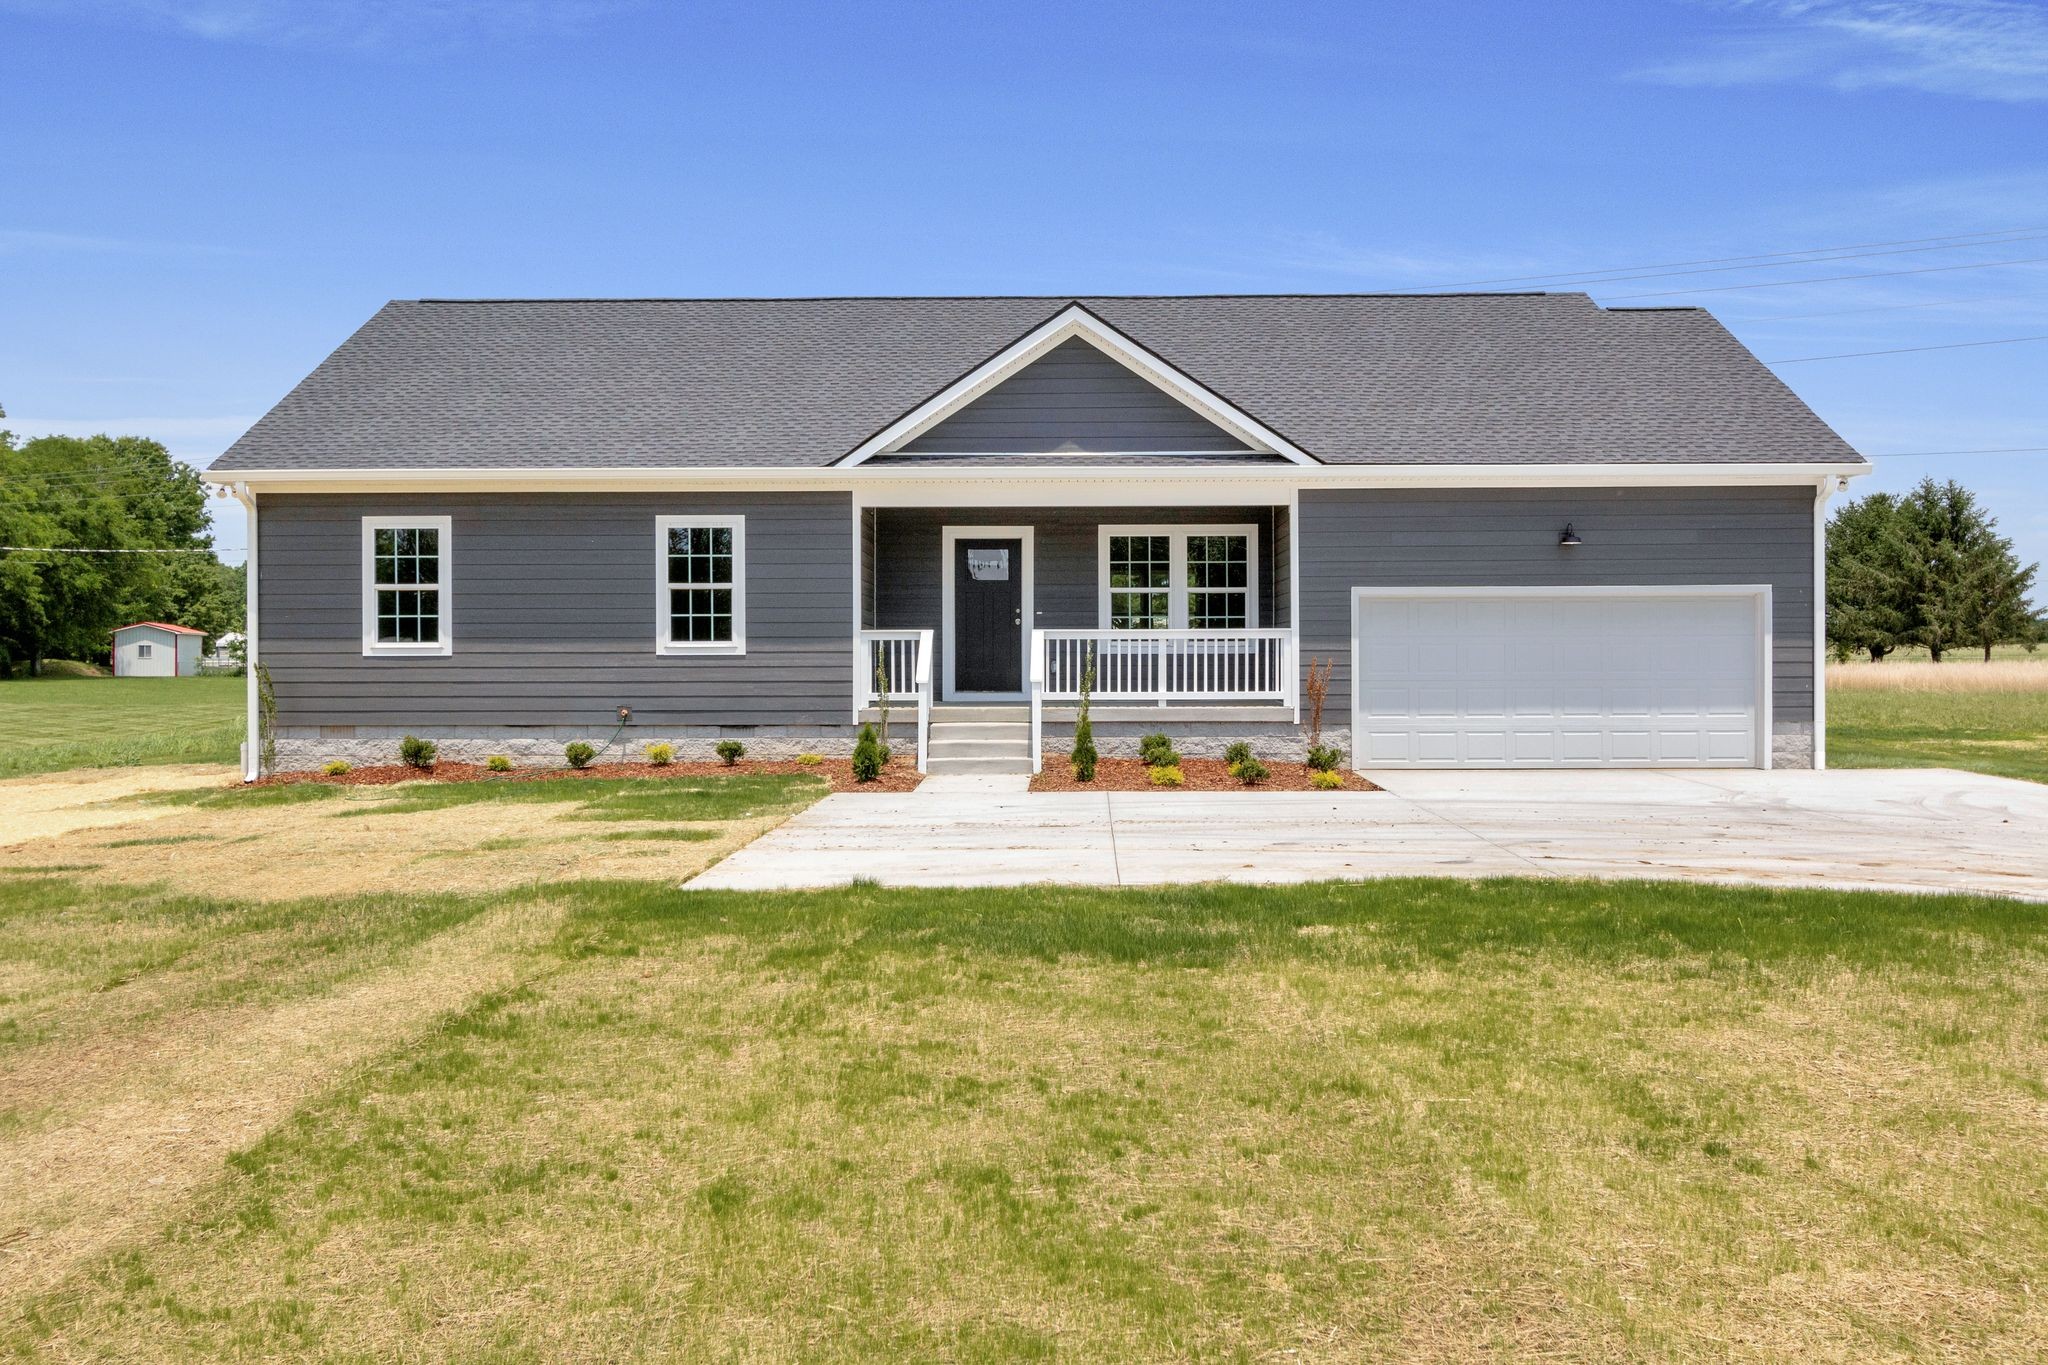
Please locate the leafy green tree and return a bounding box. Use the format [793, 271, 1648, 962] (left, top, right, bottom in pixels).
[0, 419, 233, 675]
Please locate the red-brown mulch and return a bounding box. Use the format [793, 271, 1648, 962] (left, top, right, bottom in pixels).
[1029, 758, 1380, 793]
[257, 758, 923, 793]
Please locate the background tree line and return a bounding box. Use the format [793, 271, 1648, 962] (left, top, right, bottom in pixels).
[1827, 477, 2041, 662]
[1, 403, 244, 675]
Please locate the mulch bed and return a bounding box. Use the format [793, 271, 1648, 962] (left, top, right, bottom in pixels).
[1030, 758, 1380, 793]
[257, 758, 923, 794]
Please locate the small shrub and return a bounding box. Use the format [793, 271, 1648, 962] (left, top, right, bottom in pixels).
[1138, 732, 1175, 765]
[565, 741, 596, 769]
[1148, 764, 1184, 788]
[715, 739, 746, 766]
[1234, 756, 1270, 785]
[796, 753, 824, 766]
[851, 724, 884, 782]
[645, 742, 674, 767]
[1071, 662, 1098, 782]
[486, 754, 513, 773]
[398, 735, 436, 770]
[1310, 768, 1345, 790]
[321, 759, 351, 777]
[1306, 743, 1342, 773]
[1148, 744, 1182, 769]
[1222, 740, 1253, 769]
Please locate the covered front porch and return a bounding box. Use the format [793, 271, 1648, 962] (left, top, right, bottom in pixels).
[852, 504, 1300, 773]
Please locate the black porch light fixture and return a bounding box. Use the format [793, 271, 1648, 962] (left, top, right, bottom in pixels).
[1559, 522, 1582, 547]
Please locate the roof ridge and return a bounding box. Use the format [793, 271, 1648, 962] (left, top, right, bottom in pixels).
[405, 291, 1571, 303]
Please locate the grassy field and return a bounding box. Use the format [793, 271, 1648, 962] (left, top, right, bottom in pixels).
[1827, 654, 2048, 784]
[0, 674, 243, 779]
[0, 829, 2042, 1358]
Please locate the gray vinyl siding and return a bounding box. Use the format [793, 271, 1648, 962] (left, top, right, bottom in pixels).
[898, 337, 1256, 455]
[258, 492, 853, 728]
[1271, 503, 1293, 629]
[871, 506, 1282, 699]
[1297, 486, 1815, 726]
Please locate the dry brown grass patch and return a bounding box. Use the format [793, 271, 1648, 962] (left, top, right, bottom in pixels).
[1829, 658, 2048, 691]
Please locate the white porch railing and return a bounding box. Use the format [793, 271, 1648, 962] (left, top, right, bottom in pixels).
[1029, 628, 1296, 773]
[857, 629, 934, 772]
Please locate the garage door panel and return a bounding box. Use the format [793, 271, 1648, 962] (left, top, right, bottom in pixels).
[1355, 590, 1762, 769]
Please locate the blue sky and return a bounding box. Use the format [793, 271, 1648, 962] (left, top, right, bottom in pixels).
[3, 0, 2044, 578]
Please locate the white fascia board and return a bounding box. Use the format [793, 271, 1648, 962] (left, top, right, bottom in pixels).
[834, 303, 1319, 467]
[203, 460, 1872, 497]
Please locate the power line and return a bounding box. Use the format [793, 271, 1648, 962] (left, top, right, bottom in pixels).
[1435, 233, 2048, 293]
[1730, 292, 2039, 323]
[1401, 225, 2048, 291]
[1768, 334, 2048, 363]
[1605, 254, 2048, 300]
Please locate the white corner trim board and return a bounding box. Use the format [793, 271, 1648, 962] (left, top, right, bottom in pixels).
[837, 304, 1317, 467]
[940, 524, 1035, 699]
[1350, 585, 1773, 770]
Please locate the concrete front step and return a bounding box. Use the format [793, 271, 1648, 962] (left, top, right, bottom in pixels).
[929, 705, 1029, 723]
[925, 755, 1036, 775]
[929, 736, 1032, 759]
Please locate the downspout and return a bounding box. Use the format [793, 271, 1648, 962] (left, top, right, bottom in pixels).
[1813, 477, 1834, 771]
[231, 483, 260, 782]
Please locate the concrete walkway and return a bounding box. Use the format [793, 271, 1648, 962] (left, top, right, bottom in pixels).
[690, 768, 2048, 900]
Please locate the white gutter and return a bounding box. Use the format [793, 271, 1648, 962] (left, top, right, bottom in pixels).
[229, 482, 260, 782]
[1813, 476, 1840, 770]
[201, 460, 1874, 495]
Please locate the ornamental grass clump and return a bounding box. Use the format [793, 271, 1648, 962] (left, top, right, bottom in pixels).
[564, 741, 595, 769]
[716, 740, 745, 766]
[321, 759, 351, 777]
[486, 754, 513, 773]
[398, 735, 436, 770]
[645, 742, 674, 767]
[851, 724, 884, 782]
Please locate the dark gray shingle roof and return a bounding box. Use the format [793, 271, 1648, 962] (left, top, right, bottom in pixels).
[210, 293, 1864, 471]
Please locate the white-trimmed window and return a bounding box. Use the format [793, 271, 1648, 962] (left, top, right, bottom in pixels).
[136, 642, 154, 659]
[656, 515, 746, 655]
[1099, 524, 1258, 630]
[361, 516, 452, 656]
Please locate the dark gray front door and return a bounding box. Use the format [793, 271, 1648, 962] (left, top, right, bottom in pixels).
[954, 538, 1022, 693]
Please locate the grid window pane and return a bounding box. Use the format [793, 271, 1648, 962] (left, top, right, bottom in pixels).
[371, 524, 443, 645]
[1108, 536, 1171, 628]
[376, 588, 440, 643]
[1186, 534, 1248, 628]
[664, 522, 737, 645]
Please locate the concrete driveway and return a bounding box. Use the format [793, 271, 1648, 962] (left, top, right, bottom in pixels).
[690, 768, 2048, 900]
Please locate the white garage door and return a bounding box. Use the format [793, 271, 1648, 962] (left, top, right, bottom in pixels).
[1353, 589, 1767, 768]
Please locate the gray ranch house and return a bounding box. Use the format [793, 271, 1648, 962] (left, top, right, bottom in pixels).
[204, 294, 1868, 779]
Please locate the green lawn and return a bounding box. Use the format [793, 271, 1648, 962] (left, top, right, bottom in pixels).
[4, 872, 2043, 1360]
[1829, 687, 2048, 784]
[0, 674, 243, 778]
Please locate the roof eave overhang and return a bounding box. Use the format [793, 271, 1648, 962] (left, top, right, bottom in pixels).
[204, 460, 1871, 496]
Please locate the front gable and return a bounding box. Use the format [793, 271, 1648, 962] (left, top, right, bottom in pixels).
[894, 337, 1256, 457]
[839, 303, 1316, 466]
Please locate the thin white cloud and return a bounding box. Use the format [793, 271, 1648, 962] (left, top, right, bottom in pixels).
[0, 0, 643, 53]
[0, 228, 254, 258]
[1636, 1, 2048, 102]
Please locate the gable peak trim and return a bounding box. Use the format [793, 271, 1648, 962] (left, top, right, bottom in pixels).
[836, 302, 1318, 467]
